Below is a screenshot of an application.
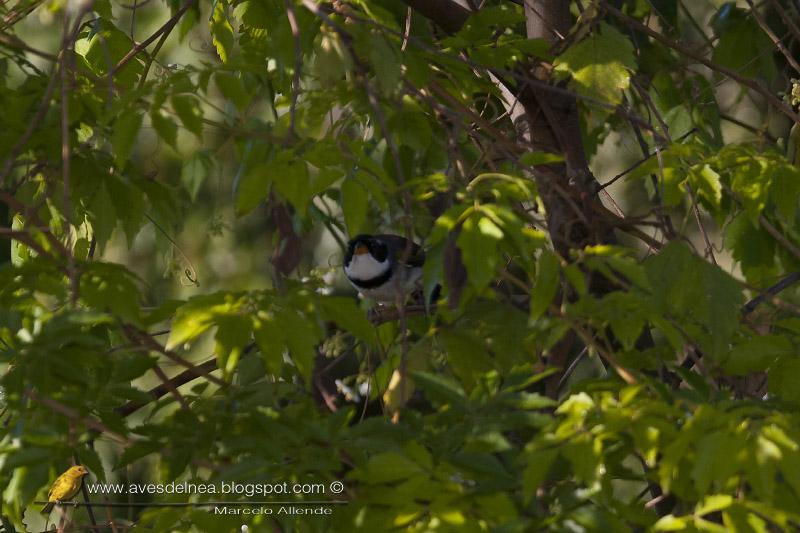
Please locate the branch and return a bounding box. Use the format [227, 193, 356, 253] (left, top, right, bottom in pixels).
[604, 3, 800, 124]
[152, 364, 191, 411]
[1, 0, 44, 30]
[399, 0, 471, 34]
[26, 390, 132, 445]
[742, 271, 800, 316]
[367, 304, 430, 325]
[745, 0, 800, 75]
[111, 0, 196, 75]
[0, 32, 58, 61]
[283, 0, 302, 137]
[116, 358, 217, 417]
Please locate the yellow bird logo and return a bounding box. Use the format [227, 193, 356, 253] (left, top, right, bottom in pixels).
[41, 465, 90, 514]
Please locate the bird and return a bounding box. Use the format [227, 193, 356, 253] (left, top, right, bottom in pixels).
[41, 465, 90, 513]
[343, 234, 426, 303]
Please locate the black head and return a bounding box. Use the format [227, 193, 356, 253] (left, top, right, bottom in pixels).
[345, 234, 389, 264]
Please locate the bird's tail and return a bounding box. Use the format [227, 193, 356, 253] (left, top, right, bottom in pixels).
[40, 501, 54, 514]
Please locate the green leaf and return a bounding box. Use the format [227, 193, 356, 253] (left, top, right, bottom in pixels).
[357, 451, 425, 484]
[696, 494, 733, 516]
[235, 162, 271, 215]
[252, 312, 285, 376]
[341, 177, 368, 235]
[318, 296, 374, 343]
[215, 72, 251, 112]
[522, 448, 557, 502]
[313, 32, 351, 85]
[712, 7, 777, 82]
[723, 335, 792, 375]
[368, 34, 400, 94]
[519, 152, 565, 167]
[768, 357, 800, 404]
[281, 310, 320, 382]
[150, 109, 178, 149]
[388, 98, 433, 152]
[81, 19, 142, 88]
[167, 292, 244, 349]
[210, 0, 235, 63]
[88, 179, 116, 248]
[730, 154, 771, 221]
[456, 214, 502, 291]
[171, 95, 203, 139]
[440, 329, 494, 390]
[645, 242, 742, 357]
[653, 515, 691, 531]
[530, 250, 559, 320]
[599, 292, 648, 350]
[700, 261, 744, 358]
[691, 164, 722, 212]
[410, 370, 467, 408]
[691, 431, 740, 496]
[770, 163, 800, 222]
[725, 215, 775, 284]
[214, 314, 252, 377]
[105, 175, 144, 246]
[182, 151, 210, 202]
[111, 352, 157, 381]
[272, 157, 312, 212]
[554, 23, 636, 106]
[80, 262, 141, 324]
[111, 110, 143, 167]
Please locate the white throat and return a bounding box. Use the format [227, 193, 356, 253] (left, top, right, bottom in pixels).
[345, 254, 390, 281]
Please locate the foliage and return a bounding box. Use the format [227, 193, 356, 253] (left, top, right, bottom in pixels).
[1, 0, 800, 531]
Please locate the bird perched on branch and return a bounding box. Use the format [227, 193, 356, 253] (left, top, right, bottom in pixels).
[41, 465, 90, 513]
[343, 234, 426, 303]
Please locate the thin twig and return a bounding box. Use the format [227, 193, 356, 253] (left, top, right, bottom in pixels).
[556, 346, 589, 393]
[135, 19, 171, 90]
[745, 0, 800, 75]
[604, 2, 800, 124]
[77, 465, 98, 530]
[116, 358, 218, 417]
[60, 9, 79, 305]
[685, 182, 717, 265]
[121, 324, 226, 387]
[1, 0, 44, 29]
[742, 271, 800, 315]
[768, 0, 800, 45]
[0, 60, 60, 183]
[283, 0, 302, 137]
[26, 390, 132, 445]
[367, 304, 429, 325]
[597, 128, 696, 192]
[111, 0, 196, 75]
[760, 213, 800, 262]
[719, 113, 776, 142]
[0, 32, 58, 60]
[0, 226, 59, 260]
[152, 364, 191, 411]
[401, 6, 412, 51]
[560, 312, 638, 385]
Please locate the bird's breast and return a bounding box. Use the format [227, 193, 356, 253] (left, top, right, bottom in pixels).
[344, 254, 390, 281]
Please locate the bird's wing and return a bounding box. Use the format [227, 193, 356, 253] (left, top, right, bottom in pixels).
[377, 234, 425, 267]
[47, 474, 67, 501]
[48, 472, 82, 501]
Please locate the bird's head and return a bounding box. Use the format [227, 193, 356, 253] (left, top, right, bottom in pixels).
[68, 465, 90, 477]
[347, 234, 388, 263]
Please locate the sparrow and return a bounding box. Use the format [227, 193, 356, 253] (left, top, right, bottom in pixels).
[41, 465, 90, 513]
[343, 234, 425, 303]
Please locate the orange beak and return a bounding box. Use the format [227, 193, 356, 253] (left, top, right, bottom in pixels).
[354, 244, 369, 255]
